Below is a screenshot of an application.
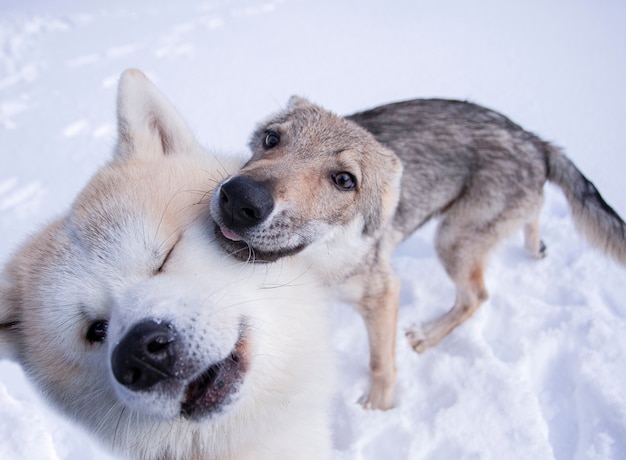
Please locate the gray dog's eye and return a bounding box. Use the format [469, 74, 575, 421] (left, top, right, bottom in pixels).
[332, 172, 357, 191]
[86, 320, 108, 344]
[263, 131, 280, 149]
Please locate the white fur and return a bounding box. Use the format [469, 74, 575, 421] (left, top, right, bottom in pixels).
[0, 69, 334, 460]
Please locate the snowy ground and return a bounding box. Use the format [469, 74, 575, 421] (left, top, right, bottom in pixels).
[1, 0, 626, 459]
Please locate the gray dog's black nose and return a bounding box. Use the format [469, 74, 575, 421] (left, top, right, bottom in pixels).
[218, 175, 275, 228]
[111, 319, 177, 391]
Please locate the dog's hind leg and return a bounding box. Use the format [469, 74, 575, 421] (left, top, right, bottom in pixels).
[523, 196, 547, 259]
[407, 261, 488, 354]
[407, 217, 492, 353]
[358, 264, 400, 410]
[524, 214, 547, 259]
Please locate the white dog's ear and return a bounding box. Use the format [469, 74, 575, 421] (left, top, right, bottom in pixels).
[0, 271, 20, 361]
[287, 95, 313, 110]
[114, 69, 198, 161]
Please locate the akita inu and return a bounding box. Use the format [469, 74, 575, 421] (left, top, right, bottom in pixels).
[0, 72, 334, 460]
[210, 96, 626, 410]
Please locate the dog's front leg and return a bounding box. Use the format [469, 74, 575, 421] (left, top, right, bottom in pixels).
[358, 266, 400, 410]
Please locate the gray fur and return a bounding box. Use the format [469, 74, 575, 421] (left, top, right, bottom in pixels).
[347, 98, 625, 264]
[210, 97, 626, 410]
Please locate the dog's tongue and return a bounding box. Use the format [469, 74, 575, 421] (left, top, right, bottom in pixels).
[220, 226, 243, 242]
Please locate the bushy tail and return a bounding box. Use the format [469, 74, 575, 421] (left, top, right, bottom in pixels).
[546, 145, 626, 266]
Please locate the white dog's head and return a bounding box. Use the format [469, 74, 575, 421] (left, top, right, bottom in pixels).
[0, 70, 333, 459]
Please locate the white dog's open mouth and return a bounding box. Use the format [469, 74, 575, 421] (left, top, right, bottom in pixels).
[180, 334, 249, 421]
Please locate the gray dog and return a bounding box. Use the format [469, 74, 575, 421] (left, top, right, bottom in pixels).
[210, 97, 626, 410]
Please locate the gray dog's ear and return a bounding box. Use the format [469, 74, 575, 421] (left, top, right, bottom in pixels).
[114, 69, 199, 161]
[287, 95, 312, 110]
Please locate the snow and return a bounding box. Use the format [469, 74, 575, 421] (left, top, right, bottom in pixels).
[1, 0, 625, 458]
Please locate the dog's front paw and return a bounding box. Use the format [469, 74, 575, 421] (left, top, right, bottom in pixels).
[359, 388, 392, 411]
[359, 374, 395, 410]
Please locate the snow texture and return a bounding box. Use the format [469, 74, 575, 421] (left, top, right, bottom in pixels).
[1, 0, 625, 459]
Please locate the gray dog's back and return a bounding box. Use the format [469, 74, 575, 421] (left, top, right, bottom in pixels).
[347, 99, 625, 267]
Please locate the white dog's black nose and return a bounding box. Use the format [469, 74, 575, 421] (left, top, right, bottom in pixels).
[111, 319, 177, 391]
[218, 175, 274, 228]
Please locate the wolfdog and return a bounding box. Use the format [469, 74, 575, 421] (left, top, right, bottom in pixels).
[0, 71, 335, 460]
[209, 96, 626, 410]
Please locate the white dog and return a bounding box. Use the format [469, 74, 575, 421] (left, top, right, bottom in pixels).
[0, 69, 334, 460]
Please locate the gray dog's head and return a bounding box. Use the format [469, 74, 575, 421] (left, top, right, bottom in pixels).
[210, 97, 403, 264]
